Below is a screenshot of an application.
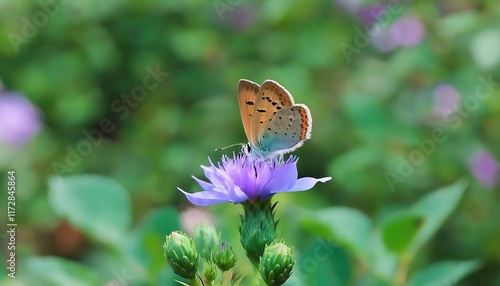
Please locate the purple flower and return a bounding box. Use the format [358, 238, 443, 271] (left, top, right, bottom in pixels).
[390, 16, 425, 47]
[468, 151, 500, 188]
[358, 4, 385, 24]
[371, 26, 396, 52]
[228, 6, 257, 31]
[0, 92, 42, 146]
[433, 84, 461, 118]
[178, 154, 331, 206]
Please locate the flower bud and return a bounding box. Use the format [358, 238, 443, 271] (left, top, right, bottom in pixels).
[259, 241, 295, 286]
[213, 242, 238, 271]
[163, 231, 199, 279]
[193, 223, 220, 260]
[202, 259, 218, 285]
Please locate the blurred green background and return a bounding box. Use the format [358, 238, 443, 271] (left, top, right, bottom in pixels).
[1, 0, 499, 285]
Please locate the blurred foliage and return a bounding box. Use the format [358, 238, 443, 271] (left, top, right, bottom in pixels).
[1, 0, 500, 285]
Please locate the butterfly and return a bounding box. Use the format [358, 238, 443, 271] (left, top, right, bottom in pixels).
[237, 79, 312, 159]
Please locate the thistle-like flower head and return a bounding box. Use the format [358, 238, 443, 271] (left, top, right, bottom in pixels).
[178, 154, 331, 206]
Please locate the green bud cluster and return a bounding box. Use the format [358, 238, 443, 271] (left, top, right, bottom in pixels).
[164, 200, 296, 286]
[164, 225, 239, 285]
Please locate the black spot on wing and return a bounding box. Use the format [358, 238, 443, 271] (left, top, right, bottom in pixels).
[257, 109, 266, 113]
[246, 101, 254, 105]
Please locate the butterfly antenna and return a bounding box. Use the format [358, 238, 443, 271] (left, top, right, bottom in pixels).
[215, 143, 245, 151]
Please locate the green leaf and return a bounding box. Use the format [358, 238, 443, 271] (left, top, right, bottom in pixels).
[408, 260, 481, 286]
[128, 207, 181, 274]
[382, 214, 423, 255]
[367, 229, 398, 280]
[312, 207, 372, 255]
[48, 175, 132, 245]
[297, 243, 351, 286]
[439, 11, 479, 38]
[409, 180, 468, 254]
[356, 275, 391, 286]
[25, 257, 101, 285]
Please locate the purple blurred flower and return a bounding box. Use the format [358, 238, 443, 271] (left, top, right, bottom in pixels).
[433, 84, 461, 118]
[371, 26, 397, 52]
[358, 4, 385, 24]
[178, 154, 331, 206]
[228, 6, 257, 30]
[0, 92, 42, 146]
[468, 151, 500, 188]
[390, 16, 425, 47]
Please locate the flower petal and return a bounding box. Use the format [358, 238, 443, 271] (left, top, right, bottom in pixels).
[177, 187, 230, 206]
[201, 164, 225, 188]
[201, 158, 233, 191]
[274, 176, 332, 193]
[253, 160, 273, 197]
[262, 159, 298, 197]
[227, 185, 249, 204]
[192, 176, 216, 192]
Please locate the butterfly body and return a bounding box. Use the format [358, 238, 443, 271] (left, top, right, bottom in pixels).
[237, 79, 312, 158]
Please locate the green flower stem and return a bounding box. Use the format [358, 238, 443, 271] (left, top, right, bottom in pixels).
[251, 270, 262, 286]
[221, 270, 233, 286]
[239, 198, 278, 267]
[393, 252, 413, 286]
[189, 276, 202, 286]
